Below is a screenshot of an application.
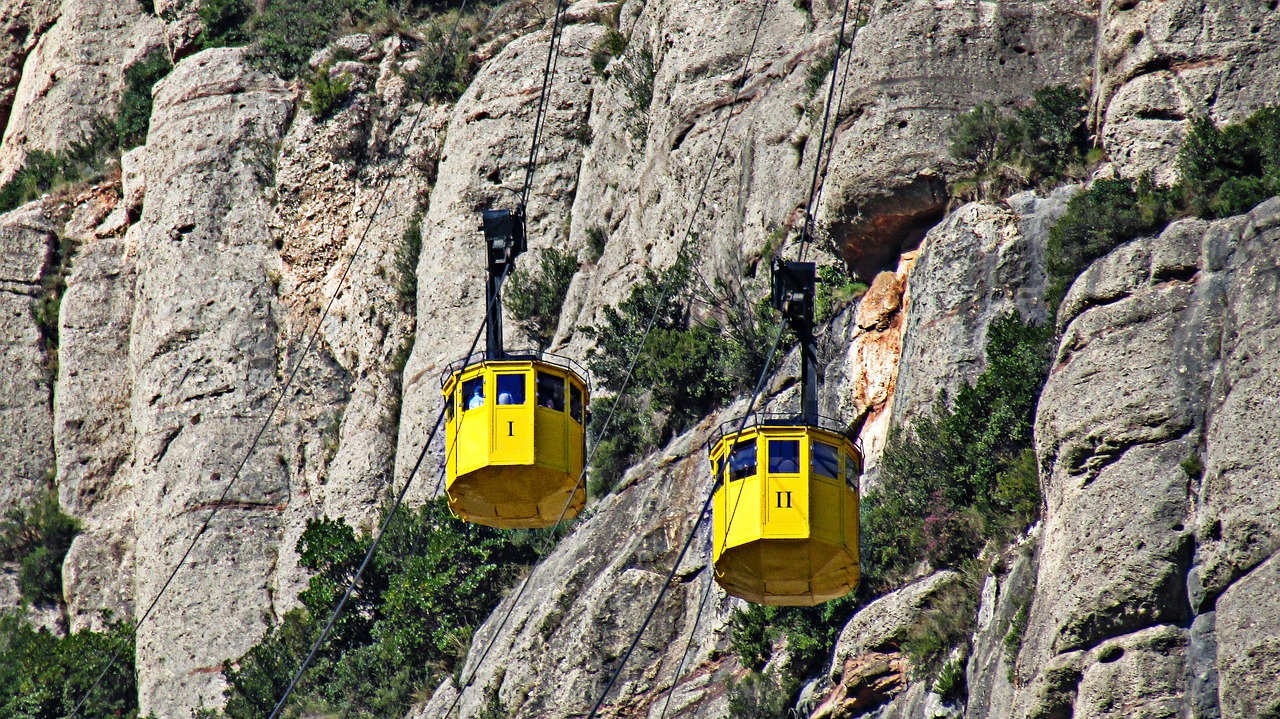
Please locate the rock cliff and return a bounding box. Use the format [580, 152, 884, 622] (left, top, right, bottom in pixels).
[0, 0, 1277, 718]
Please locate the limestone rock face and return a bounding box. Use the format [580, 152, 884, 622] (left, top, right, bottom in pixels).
[1015, 198, 1280, 719]
[890, 188, 1068, 429]
[815, 0, 1095, 279]
[1095, 0, 1280, 184]
[56, 229, 137, 631]
[0, 0, 164, 179]
[0, 0, 58, 135]
[0, 201, 56, 512]
[125, 47, 293, 717]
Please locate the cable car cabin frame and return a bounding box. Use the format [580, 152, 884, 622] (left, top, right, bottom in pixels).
[708, 413, 862, 606]
[441, 351, 589, 529]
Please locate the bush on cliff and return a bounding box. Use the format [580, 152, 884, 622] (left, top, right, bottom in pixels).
[582, 258, 782, 493]
[220, 499, 546, 719]
[117, 51, 172, 149]
[0, 610, 139, 719]
[860, 311, 1051, 589]
[507, 246, 580, 349]
[949, 85, 1092, 199]
[0, 491, 81, 606]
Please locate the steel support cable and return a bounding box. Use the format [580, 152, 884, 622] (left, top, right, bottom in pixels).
[520, 0, 571, 207]
[266, 257, 514, 719]
[281, 2, 575, 714]
[797, 0, 856, 263]
[66, 6, 478, 716]
[582, 319, 790, 719]
[437, 4, 777, 716]
[654, 8, 871, 711]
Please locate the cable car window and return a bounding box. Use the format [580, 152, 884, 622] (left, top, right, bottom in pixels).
[768, 440, 800, 473]
[536, 372, 565, 411]
[496, 374, 526, 405]
[462, 377, 485, 410]
[715, 456, 725, 486]
[812, 441, 840, 479]
[445, 390, 455, 422]
[844, 452, 859, 491]
[569, 384, 583, 422]
[729, 440, 756, 481]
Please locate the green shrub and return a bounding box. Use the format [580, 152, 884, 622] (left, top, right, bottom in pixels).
[726, 668, 798, 719]
[506, 246, 579, 349]
[222, 499, 544, 719]
[0, 120, 117, 213]
[948, 85, 1090, 198]
[0, 492, 81, 606]
[0, 610, 139, 718]
[898, 575, 978, 682]
[590, 28, 628, 74]
[730, 595, 858, 675]
[933, 651, 967, 701]
[406, 24, 478, 103]
[616, 44, 656, 140]
[1180, 451, 1204, 480]
[117, 51, 172, 150]
[862, 312, 1051, 589]
[1178, 108, 1280, 218]
[394, 213, 423, 312]
[586, 393, 649, 497]
[584, 224, 607, 261]
[1045, 176, 1176, 311]
[815, 264, 864, 323]
[1002, 594, 1032, 682]
[197, 0, 253, 49]
[304, 64, 354, 118]
[804, 48, 835, 99]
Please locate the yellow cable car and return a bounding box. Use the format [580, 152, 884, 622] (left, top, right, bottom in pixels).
[441, 353, 589, 528]
[440, 207, 590, 529]
[708, 261, 862, 605]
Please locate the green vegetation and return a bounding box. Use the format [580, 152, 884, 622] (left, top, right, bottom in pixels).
[304, 64, 354, 119]
[1180, 451, 1204, 480]
[117, 51, 172, 149]
[949, 85, 1092, 199]
[394, 213, 423, 312]
[1002, 599, 1031, 682]
[815, 263, 866, 323]
[193, 0, 491, 94]
[1041, 106, 1280, 313]
[862, 312, 1051, 588]
[898, 573, 980, 682]
[617, 44, 656, 141]
[804, 48, 836, 99]
[218, 499, 546, 719]
[506, 246, 580, 349]
[584, 225, 608, 261]
[1044, 176, 1175, 311]
[31, 233, 79, 384]
[0, 491, 81, 606]
[583, 259, 781, 494]
[1178, 108, 1280, 219]
[0, 610, 140, 719]
[590, 28, 628, 75]
[730, 596, 858, 674]
[726, 667, 798, 719]
[405, 23, 479, 104]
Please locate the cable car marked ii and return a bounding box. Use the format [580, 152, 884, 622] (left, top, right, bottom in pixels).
[708, 261, 862, 606]
[441, 208, 590, 529]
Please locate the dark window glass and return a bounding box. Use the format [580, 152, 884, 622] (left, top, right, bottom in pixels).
[496, 374, 526, 405]
[569, 384, 583, 422]
[536, 372, 565, 411]
[844, 452, 860, 490]
[729, 440, 757, 481]
[769, 439, 801, 473]
[812, 441, 840, 479]
[445, 390, 455, 422]
[462, 377, 485, 410]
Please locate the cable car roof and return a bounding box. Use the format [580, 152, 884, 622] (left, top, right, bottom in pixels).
[439, 348, 591, 389]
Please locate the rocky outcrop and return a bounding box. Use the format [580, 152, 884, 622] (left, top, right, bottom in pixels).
[889, 188, 1068, 429]
[1013, 198, 1280, 719]
[1095, 0, 1280, 184]
[0, 0, 164, 179]
[125, 47, 293, 717]
[815, 0, 1094, 279]
[0, 202, 56, 511]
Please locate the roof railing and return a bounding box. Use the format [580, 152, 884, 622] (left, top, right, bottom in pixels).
[440, 348, 591, 390]
[707, 412, 862, 454]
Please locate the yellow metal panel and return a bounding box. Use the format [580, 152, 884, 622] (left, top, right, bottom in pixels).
[534, 407, 568, 472]
[810, 477, 843, 545]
